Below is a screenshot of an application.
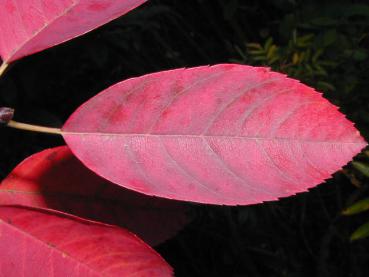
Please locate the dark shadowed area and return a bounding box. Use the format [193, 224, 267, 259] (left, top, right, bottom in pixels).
[1, 0, 369, 276]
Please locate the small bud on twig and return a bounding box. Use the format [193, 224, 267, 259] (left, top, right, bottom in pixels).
[0, 107, 14, 124]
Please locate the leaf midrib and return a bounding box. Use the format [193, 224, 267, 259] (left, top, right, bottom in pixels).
[61, 132, 364, 145]
[7, 0, 80, 62]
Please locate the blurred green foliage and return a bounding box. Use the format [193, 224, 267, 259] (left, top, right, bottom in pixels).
[236, 2, 369, 103]
[239, 32, 337, 92]
[344, 156, 369, 240]
[350, 221, 369, 241]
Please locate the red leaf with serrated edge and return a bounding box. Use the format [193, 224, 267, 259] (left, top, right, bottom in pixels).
[0, 206, 172, 276]
[0, 0, 147, 63]
[62, 64, 367, 205]
[0, 146, 189, 246]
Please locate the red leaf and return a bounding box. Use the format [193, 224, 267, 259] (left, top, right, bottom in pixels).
[0, 206, 172, 276]
[0, 0, 147, 63]
[0, 146, 189, 246]
[62, 64, 367, 205]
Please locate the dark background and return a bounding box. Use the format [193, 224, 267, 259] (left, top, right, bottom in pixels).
[1, 0, 369, 276]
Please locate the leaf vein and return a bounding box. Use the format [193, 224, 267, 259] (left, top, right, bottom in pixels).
[202, 137, 275, 195]
[254, 139, 298, 185]
[159, 137, 227, 200]
[202, 78, 280, 135]
[147, 69, 226, 133]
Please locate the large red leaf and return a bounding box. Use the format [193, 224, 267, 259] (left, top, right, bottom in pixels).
[0, 0, 147, 63]
[62, 64, 367, 205]
[0, 146, 189, 246]
[0, 206, 172, 276]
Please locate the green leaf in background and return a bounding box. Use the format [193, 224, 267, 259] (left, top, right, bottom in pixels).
[343, 4, 369, 18]
[310, 17, 339, 27]
[352, 161, 369, 178]
[352, 49, 368, 62]
[322, 29, 337, 47]
[350, 221, 369, 241]
[343, 198, 369, 215]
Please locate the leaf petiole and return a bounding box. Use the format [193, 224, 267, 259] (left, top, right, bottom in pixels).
[0, 62, 9, 78]
[6, 120, 62, 135]
[1, 107, 61, 135]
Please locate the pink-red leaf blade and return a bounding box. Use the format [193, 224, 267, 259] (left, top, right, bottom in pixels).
[0, 206, 172, 276]
[0, 0, 147, 63]
[0, 146, 189, 246]
[62, 64, 367, 205]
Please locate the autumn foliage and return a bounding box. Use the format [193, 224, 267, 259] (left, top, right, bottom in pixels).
[0, 1, 366, 276]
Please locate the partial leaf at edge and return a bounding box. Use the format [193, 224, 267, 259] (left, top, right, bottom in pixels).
[0, 146, 189, 246]
[0, 0, 147, 63]
[0, 206, 172, 276]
